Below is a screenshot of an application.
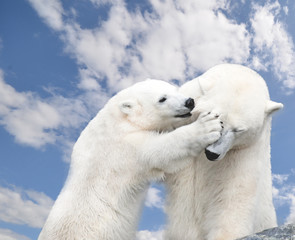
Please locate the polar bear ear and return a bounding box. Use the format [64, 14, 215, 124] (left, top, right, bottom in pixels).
[265, 100, 283, 115]
[119, 100, 137, 115]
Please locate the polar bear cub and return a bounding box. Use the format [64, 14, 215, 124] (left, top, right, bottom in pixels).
[165, 64, 283, 240]
[38, 79, 222, 240]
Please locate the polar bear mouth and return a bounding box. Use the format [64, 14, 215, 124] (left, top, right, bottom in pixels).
[175, 112, 192, 118]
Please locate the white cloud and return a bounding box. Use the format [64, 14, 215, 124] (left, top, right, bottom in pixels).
[136, 228, 164, 240]
[90, 0, 122, 6]
[3, 101, 61, 147]
[272, 173, 289, 185]
[145, 187, 164, 209]
[0, 70, 59, 147]
[0, 69, 108, 152]
[28, 0, 294, 94]
[27, 0, 64, 31]
[272, 173, 295, 224]
[0, 228, 31, 240]
[28, 0, 251, 91]
[283, 6, 289, 15]
[286, 194, 295, 224]
[250, 0, 295, 91]
[78, 68, 101, 91]
[0, 186, 54, 228]
[62, 5, 148, 92]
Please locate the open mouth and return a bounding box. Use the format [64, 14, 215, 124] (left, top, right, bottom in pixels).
[175, 112, 192, 118]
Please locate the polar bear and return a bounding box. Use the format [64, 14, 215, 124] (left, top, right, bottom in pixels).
[165, 64, 283, 240]
[38, 79, 223, 240]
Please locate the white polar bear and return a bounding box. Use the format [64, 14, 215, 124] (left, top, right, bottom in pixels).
[38, 79, 222, 240]
[165, 64, 283, 240]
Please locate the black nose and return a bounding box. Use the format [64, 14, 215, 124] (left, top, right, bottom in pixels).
[185, 98, 195, 110]
[205, 149, 220, 161]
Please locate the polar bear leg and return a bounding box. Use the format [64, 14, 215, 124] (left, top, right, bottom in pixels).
[139, 112, 222, 173]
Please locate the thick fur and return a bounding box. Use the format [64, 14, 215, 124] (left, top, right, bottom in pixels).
[38, 79, 222, 240]
[165, 64, 283, 240]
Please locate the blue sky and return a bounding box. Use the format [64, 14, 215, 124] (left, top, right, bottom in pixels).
[0, 0, 295, 239]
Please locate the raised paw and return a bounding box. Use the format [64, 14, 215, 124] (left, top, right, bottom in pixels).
[194, 111, 223, 146]
[199, 111, 221, 123]
[184, 111, 224, 157]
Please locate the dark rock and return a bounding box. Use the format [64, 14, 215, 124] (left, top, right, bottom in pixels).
[238, 224, 295, 240]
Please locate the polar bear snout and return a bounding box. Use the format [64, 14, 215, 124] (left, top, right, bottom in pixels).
[185, 98, 195, 110]
[205, 149, 220, 161]
[174, 98, 195, 118]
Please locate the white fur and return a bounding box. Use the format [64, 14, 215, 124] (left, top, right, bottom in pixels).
[38, 79, 222, 240]
[165, 64, 283, 240]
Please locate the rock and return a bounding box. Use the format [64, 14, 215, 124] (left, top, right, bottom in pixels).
[238, 224, 295, 240]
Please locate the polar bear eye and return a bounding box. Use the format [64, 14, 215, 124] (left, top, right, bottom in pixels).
[159, 96, 167, 103]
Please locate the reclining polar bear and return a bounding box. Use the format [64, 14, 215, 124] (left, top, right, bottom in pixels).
[165, 64, 283, 240]
[38, 79, 222, 240]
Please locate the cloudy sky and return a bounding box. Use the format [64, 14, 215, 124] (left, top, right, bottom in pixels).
[0, 0, 295, 239]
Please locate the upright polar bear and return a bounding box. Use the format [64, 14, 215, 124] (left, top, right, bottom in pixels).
[165, 64, 283, 240]
[38, 79, 223, 240]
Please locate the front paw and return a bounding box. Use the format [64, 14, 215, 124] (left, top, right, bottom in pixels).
[196, 111, 223, 146]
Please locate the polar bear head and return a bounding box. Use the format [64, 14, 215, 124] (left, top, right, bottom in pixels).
[111, 79, 195, 131]
[180, 64, 283, 161]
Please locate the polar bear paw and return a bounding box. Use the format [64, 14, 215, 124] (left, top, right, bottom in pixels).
[189, 111, 223, 154]
[199, 111, 223, 143]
